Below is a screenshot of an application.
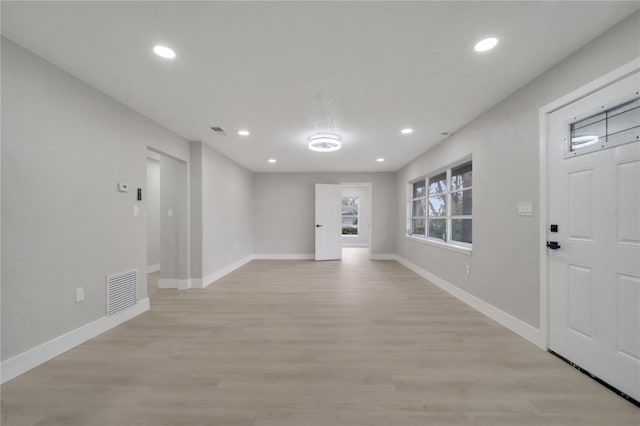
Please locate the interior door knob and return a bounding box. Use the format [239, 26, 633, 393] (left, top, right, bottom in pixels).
[316, 224, 323, 228]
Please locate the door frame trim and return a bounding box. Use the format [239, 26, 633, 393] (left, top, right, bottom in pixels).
[538, 57, 640, 350]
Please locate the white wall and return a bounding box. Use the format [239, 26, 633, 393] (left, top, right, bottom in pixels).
[159, 153, 189, 284]
[341, 185, 370, 247]
[201, 143, 253, 281]
[1, 38, 190, 361]
[395, 11, 640, 328]
[190, 141, 253, 284]
[253, 173, 396, 256]
[146, 157, 160, 268]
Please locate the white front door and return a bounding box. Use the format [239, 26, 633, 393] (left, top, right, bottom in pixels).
[548, 70, 640, 401]
[315, 183, 342, 261]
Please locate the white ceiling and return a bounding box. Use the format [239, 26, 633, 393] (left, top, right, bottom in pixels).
[3, 1, 638, 172]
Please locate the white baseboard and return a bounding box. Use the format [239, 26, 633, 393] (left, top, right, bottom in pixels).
[252, 253, 314, 260]
[147, 263, 160, 273]
[369, 254, 398, 260]
[395, 256, 544, 348]
[1, 298, 150, 384]
[158, 279, 190, 290]
[192, 255, 253, 288]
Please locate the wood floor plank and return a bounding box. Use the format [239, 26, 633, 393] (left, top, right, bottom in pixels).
[1, 248, 638, 425]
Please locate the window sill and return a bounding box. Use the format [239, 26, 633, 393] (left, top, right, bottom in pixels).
[405, 235, 472, 256]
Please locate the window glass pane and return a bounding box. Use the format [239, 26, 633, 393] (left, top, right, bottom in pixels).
[608, 97, 640, 116]
[572, 111, 605, 130]
[412, 199, 426, 217]
[412, 218, 425, 235]
[607, 104, 640, 136]
[451, 189, 472, 216]
[570, 99, 640, 152]
[342, 226, 358, 235]
[428, 195, 446, 217]
[428, 173, 447, 195]
[428, 219, 447, 241]
[342, 217, 357, 226]
[571, 119, 606, 150]
[412, 180, 426, 198]
[451, 162, 472, 191]
[452, 219, 472, 243]
[342, 196, 359, 215]
[607, 126, 640, 146]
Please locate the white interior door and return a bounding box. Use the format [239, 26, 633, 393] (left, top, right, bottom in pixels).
[315, 184, 342, 261]
[548, 71, 640, 401]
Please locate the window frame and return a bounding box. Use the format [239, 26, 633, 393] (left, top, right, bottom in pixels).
[407, 159, 473, 253]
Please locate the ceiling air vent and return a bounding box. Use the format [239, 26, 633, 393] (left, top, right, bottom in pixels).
[210, 126, 227, 136]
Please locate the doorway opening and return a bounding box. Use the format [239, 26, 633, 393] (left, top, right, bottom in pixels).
[340, 183, 372, 260]
[146, 148, 189, 293]
[146, 152, 161, 297]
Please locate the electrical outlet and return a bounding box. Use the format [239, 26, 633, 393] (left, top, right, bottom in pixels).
[465, 265, 471, 275]
[75, 287, 85, 302]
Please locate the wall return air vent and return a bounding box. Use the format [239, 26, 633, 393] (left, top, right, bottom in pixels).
[105, 269, 138, 316]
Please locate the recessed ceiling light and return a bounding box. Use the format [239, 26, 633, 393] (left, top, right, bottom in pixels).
[401, 128, 414, 135]
[376, 158, 385, 162]
[238, 130, 250, 136]
[474, 37, 498, 52]
[268, 158, 277, 163]
[153, 45, 176, 59]
[308, 134, 341, 152]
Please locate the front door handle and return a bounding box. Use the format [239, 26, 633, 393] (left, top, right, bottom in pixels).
[547, 241, 561, 250]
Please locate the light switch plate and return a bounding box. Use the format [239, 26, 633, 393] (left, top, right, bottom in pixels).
[133, 205, 139, 216]
[518, 201, 533, 216]
[168, 209, 174, 217]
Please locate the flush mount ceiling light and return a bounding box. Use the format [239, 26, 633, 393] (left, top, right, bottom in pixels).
[376, 158, 385, 162]
[401, 128, 414, 134]
[268, 158, 277, 163]
[308, 134, 341, 152]
[474, 37, 498, 52]
[153, 45, 176, 59]
[238, 130, 250, 136]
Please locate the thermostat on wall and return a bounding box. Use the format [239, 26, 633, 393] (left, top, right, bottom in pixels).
[118, 183, 129, 193]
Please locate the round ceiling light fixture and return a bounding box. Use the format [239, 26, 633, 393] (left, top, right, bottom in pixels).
[474, 37, 498, 52]
[308, 134, 341, 152]
[153, 45, 176, 59]
[401, 128, 414, 134]
[238, 129, 251, 136]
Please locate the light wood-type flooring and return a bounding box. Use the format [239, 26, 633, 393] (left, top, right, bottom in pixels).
[2, 248, 638, 425]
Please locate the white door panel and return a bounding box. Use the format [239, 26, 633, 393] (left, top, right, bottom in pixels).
[548, 71, 640, 401]
[315, 184, 342, 261]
